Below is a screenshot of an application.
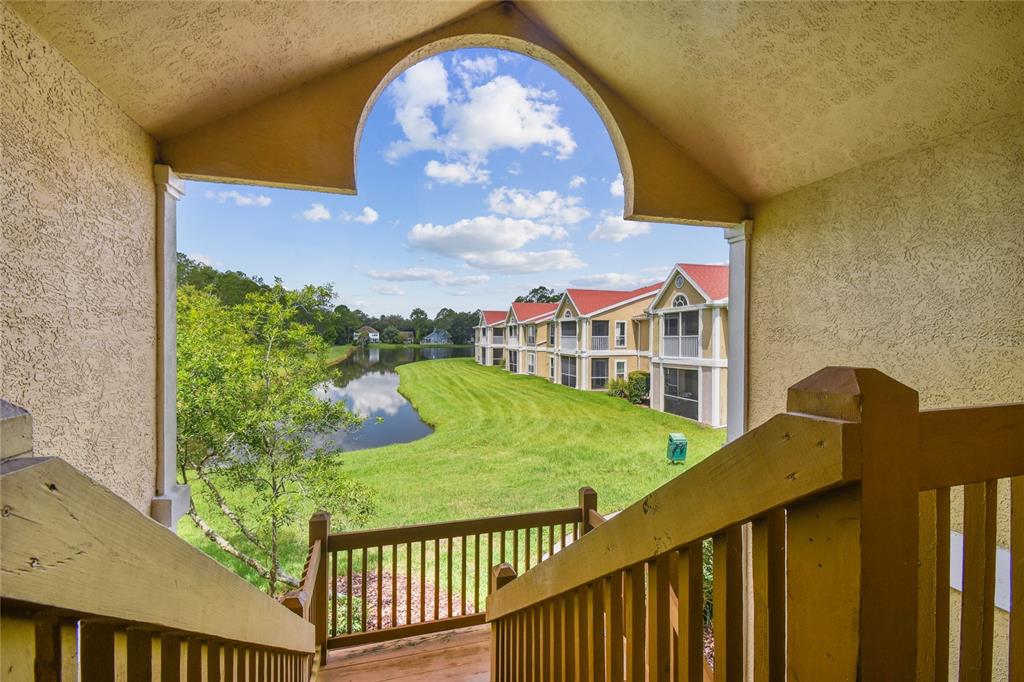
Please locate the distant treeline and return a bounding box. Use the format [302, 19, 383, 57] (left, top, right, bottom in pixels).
[176, 253, 479, 344]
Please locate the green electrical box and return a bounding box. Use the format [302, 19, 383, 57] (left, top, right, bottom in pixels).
[667, 433, 688, 464]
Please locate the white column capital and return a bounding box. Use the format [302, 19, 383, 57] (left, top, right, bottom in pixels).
[154, 164, 186, 200]
[724, 219, 752, 245]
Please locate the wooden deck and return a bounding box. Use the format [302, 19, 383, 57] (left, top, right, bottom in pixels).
[318, 625, 490, 681]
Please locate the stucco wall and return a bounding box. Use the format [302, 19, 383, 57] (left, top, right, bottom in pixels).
[1, 5, 158, 512]
[748, 112, 1024, 425]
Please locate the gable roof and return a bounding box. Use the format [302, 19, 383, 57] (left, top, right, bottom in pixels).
[677, 263, 729, 301]
[481, 310, 508, 326]
[564, 283, 661, 317]
[510, 302, 559, 323]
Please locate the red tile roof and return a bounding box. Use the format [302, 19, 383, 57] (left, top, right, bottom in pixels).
[510, 302, 558, 322]
[677, 263, 729, 300]
[481, 310, 508, 326]
[566, 283, 661, 316]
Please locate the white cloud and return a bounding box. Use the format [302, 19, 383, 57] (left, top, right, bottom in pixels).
[367, 267, 489, 287]
[588, 214, 652, 242]
[205, 189, 271, 207]
[408, 215, 582, 274]
[385, 58, 449, 161]
[353, 206, 379, 224]
[609, 173, 624, 197]
[570, 272, 660, 288]
[372, 284, 405, 296]
[568, 175, 587, 189]
[506, 162, 522, 176]
[454, 55, 498, 88]
[487, 187, 589, 225]
[424, 160, 490, 185]
[188, 252, 212, 266]
[302, 203, 332, 222]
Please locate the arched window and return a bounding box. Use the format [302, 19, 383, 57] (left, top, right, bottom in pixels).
[673, 294, 688, 307]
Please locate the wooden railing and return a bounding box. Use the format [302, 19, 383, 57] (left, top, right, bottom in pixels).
[485, 367, 1024, 681]
[0, 457, 317, 680]
[302, 489, 599, 652]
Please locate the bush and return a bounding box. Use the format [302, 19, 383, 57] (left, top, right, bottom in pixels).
[626, 371, 650, 404]
[381, 326, 402, 343]
[606, 379, 628, 399]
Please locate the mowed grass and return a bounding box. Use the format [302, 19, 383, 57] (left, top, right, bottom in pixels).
[339, 358, 726, 526]
[324, 344, 355, 364]
[180, 357, 726, 587]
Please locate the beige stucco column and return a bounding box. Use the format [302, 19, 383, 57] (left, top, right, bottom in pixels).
[724, 221, 752, 443]
[151, 164, 191, 529]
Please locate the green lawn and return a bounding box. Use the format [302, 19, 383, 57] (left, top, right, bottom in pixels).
[324, 344, 355, 365]
[181, 357, 726, 587]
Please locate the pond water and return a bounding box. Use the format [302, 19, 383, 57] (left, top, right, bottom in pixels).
[315, 346, 474, 452]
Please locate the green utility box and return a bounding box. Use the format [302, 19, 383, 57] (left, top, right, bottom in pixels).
[667, 433, 688, 464]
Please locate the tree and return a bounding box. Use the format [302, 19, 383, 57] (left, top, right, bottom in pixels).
[515, 286, 562, 303]
[410, 308, 430, 340]
[381, 325, 402, 343]
[177, 283, 372, 595]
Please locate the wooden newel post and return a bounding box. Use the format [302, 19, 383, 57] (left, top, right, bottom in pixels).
[489, 563, 517, 682]
[579, 486, 598, 534]
[785, 367, 919, 681]
[309, 511, 331, 665]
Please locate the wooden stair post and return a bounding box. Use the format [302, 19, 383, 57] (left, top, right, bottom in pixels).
[785, 367, 920, 680]
[309, 511, 331, 665]
[489, 563, 517, 682]
[579, 487, 598, 534]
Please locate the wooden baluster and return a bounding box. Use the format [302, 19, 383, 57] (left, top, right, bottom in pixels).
[391, 544, 398, 628]
[648, 553, 672, 682]
[623, 565, 645, 682]
[960, 480, 997, 682]
[513, 529, 520, 574]
[447, 538, 454, 619]
[80, 622, 117, 682]
[677, 543, 705, 682]
[434, 538, 441, 620]
[159, 635, 182, 681]
[604, 571, 624, 682]
[752, 512, 785, 682]
[474, 534, 481, 613]
[535, 603, 544, 681]
[346, 549, 353, 635]
[561, 523, 567, 554]
[551, 597, 563, 682]
[361, 547, 368, 633]
[377, 545, 384, 630]
[207, 640, 222, 682]
[331, 550, 337, 636]
[525, 526, 532, 571]
[487, 533, 494, 596]
[549, 525, 555, 559]
[1011, 477, 1024, 681]
[589, 580, 605, 682]
[917, 490, 941, 682]
[537, 527, 543, 564]
[563, 591, 576, 680]
[712, 527, 743, 682]
[574, 585, 590, 681]
[501, 530, 508, 565]
[406, 543, 412, 626]
[461, 536, 468, 616]
[222, 643, 234, 682]
[420, 541, 427, 623]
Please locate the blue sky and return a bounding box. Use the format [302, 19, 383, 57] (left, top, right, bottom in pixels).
[178, 48, 727, 317]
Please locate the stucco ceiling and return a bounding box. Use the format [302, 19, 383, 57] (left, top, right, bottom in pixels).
[12, 1, 1024, 202]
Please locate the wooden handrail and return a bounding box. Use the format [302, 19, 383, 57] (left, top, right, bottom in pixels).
[1, 457, 315, 680]
[917, 403, 1024, 490]
[281, 538, 321, 620]
[487, 411, 857, 620]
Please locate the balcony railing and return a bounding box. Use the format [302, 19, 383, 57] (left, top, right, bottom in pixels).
[507, 337, 519, 348]
[590, 336, 609, 351]
[559, 337, 577, 351]
[662, 334, 699, 358]
[492, 335, 505, 346]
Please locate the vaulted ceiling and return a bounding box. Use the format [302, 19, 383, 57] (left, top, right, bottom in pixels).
[12, 1, 1024, 202]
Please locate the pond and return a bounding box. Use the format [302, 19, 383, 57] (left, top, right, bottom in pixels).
[315, 346, 474, 451]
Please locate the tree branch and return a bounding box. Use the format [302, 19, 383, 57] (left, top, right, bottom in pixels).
[194, 468, 267, 553]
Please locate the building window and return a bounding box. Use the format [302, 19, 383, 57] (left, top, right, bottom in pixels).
[549, 356, 555, 380]
[560, 356, 577, 388]
[591, 358, 609, 390]
[662, 310, 700, 357]
[547, 323, 555, 346]
[526, 325, 536, 345]
[527, 352, 536, 374]
[615, 360, 627, 382]
[492, 348, 503, 365]
[614, 321, 627, 347]
[509, 351, 518, 373]
[591, 320, 609, 351]
[673, 294, 688, 307]
[664, 367, 699, 420]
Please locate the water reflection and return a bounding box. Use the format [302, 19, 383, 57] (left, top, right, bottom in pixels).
[316, 345, 473, 452]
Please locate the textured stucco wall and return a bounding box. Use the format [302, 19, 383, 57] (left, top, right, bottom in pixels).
[1, 5, 158, 512]
[748, 112, 1024, 425]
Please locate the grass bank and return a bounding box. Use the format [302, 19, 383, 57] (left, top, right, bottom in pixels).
[324, 344, 355, 365]
[181, 357, 726, 586]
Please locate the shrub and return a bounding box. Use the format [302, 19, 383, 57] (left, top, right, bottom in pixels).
[381, 326, 402, 343]
[606, 378, 629, 399]
[626, 371, 650, 404]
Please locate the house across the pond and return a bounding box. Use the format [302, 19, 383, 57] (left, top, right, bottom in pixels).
[398, 330, 415, 344]
[422, 329, 452, 345]
[353, 325, 380, 343]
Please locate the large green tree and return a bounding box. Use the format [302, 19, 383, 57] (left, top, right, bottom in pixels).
[514, 286, 562, 303]
[177, 283, 372, 594]
[409, 308, 431, 340]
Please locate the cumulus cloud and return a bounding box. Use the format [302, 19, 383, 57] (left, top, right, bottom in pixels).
[568, 175, 587, 189]
[570, 272, 661, 288]
[385, 58, 449, 161]
[588, 214, 652, 242]
[424, 160, 490, 185]
[487, 187, 589, 225]
[407, 215, 582, 273]
[188, 252, 212, 266]
[372, 284, 405, 296]
[453, 55, 498, 87]
[367, 267, 489, 287]
[506, 162, 522, 176]
[609, 173, 624, 197]
[351, 206, 379, 224]
[205, 189, 271, 207]
[302, 203, 332, 222]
